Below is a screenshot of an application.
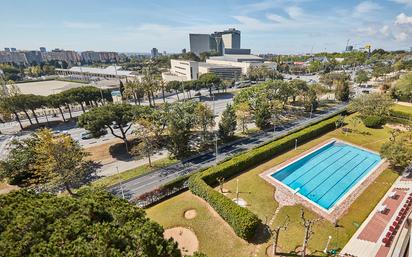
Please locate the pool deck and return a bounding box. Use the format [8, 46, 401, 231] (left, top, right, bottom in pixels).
[341, 176, 412, 257]
[260, 138, 387, 222]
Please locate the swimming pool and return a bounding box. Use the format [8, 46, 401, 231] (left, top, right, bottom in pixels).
[270, 140, 382, 210]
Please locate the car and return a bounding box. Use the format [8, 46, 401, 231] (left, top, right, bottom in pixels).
[80, 132, 94, 140]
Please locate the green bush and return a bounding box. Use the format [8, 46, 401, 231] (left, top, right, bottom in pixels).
[361, 115, 384, 128]
[189, 114, 341, 240]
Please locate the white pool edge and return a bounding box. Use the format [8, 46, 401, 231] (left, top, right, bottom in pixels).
[265, 138, 385, 214]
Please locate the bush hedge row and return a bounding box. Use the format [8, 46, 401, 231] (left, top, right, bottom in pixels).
[188, 114, 342, 240]
[390, 110, 412, 121]
[361, 115, 384, 128]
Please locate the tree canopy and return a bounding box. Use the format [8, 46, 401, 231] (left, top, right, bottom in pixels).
[0, 129, 97, 194]
[0, 189, 180, 257]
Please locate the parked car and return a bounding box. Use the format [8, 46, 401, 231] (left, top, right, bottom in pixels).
[81, 132, 94, 140]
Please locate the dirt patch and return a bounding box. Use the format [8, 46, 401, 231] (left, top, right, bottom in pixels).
[85, 138, 123, 164]
[232, 197, 247, 207]
[386, 123, 409, 132]
[184, 209, 197, 220]
[0, 183, 18, 195]
[164, 227, 199, 256]
[265, 245, 284, 257]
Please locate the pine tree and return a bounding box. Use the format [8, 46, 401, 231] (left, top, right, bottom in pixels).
[218, 104, 237, 140]
[255, 100, 271, 129]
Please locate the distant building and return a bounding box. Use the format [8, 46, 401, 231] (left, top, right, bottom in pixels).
[10, 48, 16, 52]
[4, 48, 10, 52]
[151, 48, 159, 58]
[0, 51, 28, 64]
[40, 47, 47, 53]
[24, 51, 44, 65]
[163, 53, 275, 82]
[182, 48, 187, 54]
[162, 59, 199, 81]
[189, 34, 216, 56]
[56, 65, 141, 81]
[189, 28, 248, 56]
[345, 45, 354, 52]
[42, 49, 81, 64]
[81, 51, 119, 63]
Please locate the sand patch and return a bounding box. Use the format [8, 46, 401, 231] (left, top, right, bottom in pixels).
[386, 123, 409, 132]
[232, 197, 247, 207]
[184, 209, 197, 219]
[164, 227, 199, 256]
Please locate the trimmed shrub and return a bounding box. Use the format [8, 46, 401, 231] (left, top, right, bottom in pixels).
[189, 114, 341, 240]
[390, 110, 412, 121]
[361, 115, 384, 128]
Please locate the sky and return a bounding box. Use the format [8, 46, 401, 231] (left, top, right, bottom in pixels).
[1, 0, 412, 54]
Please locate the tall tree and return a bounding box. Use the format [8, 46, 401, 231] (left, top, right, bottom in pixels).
[199, 73, 221, 95]
[0, 129, 96, 194]
[236, 102, 251, 134]
[255, 98, 271, 129]
[78, 104, 145, 152]
[334, 79, 350, 102]
[47, 93, 66, 122]
[355, 70, 369, 85]
[194, 103, 215, 143]
[133, 118, 158, 167]
[166, 101, 197, 157]
[218, 104, 237, 140]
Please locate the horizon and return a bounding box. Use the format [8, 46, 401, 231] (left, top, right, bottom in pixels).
[1, 0, 412, 54]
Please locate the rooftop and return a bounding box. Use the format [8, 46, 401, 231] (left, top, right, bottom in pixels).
[208, 54, 263, 62]
[56, 65, 137, 76]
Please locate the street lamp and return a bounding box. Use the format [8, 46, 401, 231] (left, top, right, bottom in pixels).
[117, 166, 125, 199]
[323, 235, 332, 254]
[212, 92, 218, 165]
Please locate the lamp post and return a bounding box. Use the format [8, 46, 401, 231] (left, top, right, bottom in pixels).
[117, 166, 125, 199]
[323, 235, 332, 254]
[236, 179, 239, 203]
[212, 92, 218, 165]
[295, 139, 298, 150]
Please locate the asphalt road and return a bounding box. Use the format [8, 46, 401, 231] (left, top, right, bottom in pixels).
[108, 103, 347, 200]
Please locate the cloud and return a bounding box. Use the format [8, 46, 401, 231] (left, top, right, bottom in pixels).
[266, 14, 289, 23]
[354, 1, 382, 15]
[395, 13, 412, 24]
[285, 6, 304, 19]
[390, 0, 412, 6]
[394, 31, 408, 41]
[63, 21, 101, 29]
[232, 16, 276, 31]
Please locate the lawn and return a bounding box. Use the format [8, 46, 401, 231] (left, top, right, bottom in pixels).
[392, 103, 412, 114]
[147, 113, 401, 257]
[92, 158, 177, 188]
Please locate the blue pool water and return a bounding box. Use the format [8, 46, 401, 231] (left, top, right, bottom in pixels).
[271, 141, 381, 210]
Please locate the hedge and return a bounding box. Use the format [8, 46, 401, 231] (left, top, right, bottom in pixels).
[361, 115, 384, 128]
[188, 114, 341, 240]
[390, 110, 412, 121]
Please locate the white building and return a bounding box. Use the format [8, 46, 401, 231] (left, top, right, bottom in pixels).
[162, 59, 199, 81]
[56, 65, 141, 81]
[162, 54, 276, 82]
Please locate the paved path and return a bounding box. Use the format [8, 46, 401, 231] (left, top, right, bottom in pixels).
[109, 103, 347, 200]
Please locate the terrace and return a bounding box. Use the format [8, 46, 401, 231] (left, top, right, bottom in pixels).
[342, 177, 412, 257]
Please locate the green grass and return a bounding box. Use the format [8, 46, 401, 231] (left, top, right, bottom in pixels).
[147, 113, 402, 257]
[146, 192, 256, 257]
[391, 103, 412, 114]
[92, 158, 177, 188]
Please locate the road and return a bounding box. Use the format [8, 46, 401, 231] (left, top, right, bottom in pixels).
[108, 103, 347, 200]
